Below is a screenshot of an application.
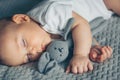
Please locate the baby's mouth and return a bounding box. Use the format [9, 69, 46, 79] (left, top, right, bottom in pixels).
[42, 47, 45, 51]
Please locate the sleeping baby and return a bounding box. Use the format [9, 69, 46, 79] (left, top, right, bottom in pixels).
[0, 0, 119, 74]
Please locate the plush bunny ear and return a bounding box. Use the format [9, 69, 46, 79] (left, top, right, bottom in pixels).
[38, 52, 51, 73]
[63, 18, 75, 40]
[38, 51, 60, 74]
[90, 17, 107, 46]
[90, 17, 106, 36]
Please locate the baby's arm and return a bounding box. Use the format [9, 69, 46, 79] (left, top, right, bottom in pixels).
[66, 12, 93, 74]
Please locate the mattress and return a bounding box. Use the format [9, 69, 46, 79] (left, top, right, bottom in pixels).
[0, 0, 120, 80]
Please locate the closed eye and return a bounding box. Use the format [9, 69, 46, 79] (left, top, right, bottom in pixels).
[22, 39, 27, 47]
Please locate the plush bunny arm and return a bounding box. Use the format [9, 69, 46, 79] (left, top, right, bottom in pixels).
[38, 52, 61, 74]
[38, 52, 51, 73]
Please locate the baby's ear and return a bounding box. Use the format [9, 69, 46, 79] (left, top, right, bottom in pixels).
[12, 14, 30, 24]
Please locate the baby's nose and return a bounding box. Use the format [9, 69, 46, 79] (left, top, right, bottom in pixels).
[28, 47, 42, 61]
[29, 47, 41, 54]
[29, 48, 36, 54]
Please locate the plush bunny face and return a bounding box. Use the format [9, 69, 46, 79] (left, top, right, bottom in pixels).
[46, 40, 69, 63]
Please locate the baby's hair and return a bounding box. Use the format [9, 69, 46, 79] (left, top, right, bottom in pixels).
[0, 17, 12, 32]
[0, 58, 4, 65]
[0, 17, 12, 20]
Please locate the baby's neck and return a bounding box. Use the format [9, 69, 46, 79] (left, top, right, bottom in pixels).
[50, 34, 63, 40]
[33, 20, 63, 40]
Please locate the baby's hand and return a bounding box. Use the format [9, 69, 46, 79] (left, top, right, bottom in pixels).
[89, 45, 113, 62]
[66, 55, 93, 74]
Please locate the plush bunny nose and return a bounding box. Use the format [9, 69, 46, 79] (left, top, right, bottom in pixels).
[58, 48, 63, 52]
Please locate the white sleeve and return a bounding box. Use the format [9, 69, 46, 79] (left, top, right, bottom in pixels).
[27, 0, 72, 36]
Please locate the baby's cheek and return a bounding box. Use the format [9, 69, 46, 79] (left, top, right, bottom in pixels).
[23, 56, 28, 63]
[32, 53, 41, 61]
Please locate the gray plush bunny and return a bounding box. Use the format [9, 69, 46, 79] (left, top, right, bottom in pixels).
[38, 18, 74, 74]
[38, 17, 106, 74]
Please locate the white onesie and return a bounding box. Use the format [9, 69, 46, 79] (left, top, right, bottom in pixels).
[27, 0, 113, 36]
[27, 0, 72, 36]
[72, 0, 113, 21]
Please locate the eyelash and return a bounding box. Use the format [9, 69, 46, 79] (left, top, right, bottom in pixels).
[22, 39, 30, 62]
[22, 39, 27, 47]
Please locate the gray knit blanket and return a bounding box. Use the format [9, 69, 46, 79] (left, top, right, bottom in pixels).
[0, 0, 120, 80]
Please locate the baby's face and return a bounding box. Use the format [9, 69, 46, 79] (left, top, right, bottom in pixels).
[0, 15, 51, 66]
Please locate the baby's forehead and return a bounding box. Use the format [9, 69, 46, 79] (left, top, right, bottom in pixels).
[0, 27, 18, 55]
[0, 35, 23, 66]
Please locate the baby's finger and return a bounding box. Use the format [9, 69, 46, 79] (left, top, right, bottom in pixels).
[108, 46, 113, 53]
[93, 45, 102, 49]
[105, 46, 112, 58]
[88, 62, 93, 71]
[103, 46, 110, 56]
[101, 47, 107, 60]
[83, 65, 88, 72]
[107, 46, 113, 58]
[66, 66, 71, 74]
[98, 55, 104, 62]
[72, 66, 77, 74]
[78, 66, 84, 74]
[92, 46, 102, 54]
